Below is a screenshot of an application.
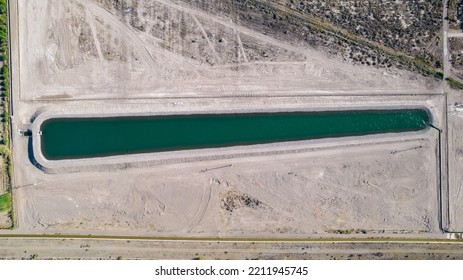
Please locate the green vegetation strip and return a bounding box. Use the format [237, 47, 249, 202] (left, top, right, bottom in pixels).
[0, 0, 9, 147]
[447, 77, 463, 90]
[0, 0, 13, 227]
[0, 192, 10, 212]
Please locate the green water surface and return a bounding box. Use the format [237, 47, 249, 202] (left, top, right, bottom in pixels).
[40, 110, 429, 160]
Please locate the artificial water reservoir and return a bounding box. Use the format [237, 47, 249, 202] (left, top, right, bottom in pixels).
[39, 109, 430, 160]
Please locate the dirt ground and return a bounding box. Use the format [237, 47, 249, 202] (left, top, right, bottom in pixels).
[449, 37, 463, 79]
[16, 0, 439, 102]
[4, 0, 451, 246]
[1, 238, 463, 260]
[446, 89, 463, 231]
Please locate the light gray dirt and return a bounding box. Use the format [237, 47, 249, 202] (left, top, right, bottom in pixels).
[6, 0, 448, 241]
[17, 0, 439, 101]
[1, 238, 463, 260]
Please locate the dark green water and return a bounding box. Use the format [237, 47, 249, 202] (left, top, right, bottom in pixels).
[40, 110, 429, 160]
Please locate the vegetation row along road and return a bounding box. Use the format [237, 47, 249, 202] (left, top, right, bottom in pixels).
[0, 0, 13, 228]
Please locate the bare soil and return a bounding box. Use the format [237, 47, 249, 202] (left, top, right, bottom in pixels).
[4, 0, 449, 247]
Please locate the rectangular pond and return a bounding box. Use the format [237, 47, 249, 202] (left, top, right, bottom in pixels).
[39, 109, 430, 160]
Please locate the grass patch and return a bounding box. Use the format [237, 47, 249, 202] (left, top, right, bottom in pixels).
[0, 144, 9, 156]
[447, 77, 463, 90]
[0, 192, 11, 212]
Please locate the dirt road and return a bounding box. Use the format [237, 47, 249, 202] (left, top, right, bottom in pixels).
[1, 236, 463, 260]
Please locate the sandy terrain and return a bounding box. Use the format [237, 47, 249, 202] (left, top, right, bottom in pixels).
[4, 0, 452, 246]
[16, 0, 439, 101]
[0, 213, 10, 228]
[446, 89, 463, 231]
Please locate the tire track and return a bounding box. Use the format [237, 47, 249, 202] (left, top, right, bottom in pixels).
[185, 182, 212, 233]
[83, 5, 104, 62]
[192, 15, 222, 64]
[76, 0, 158, 73]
